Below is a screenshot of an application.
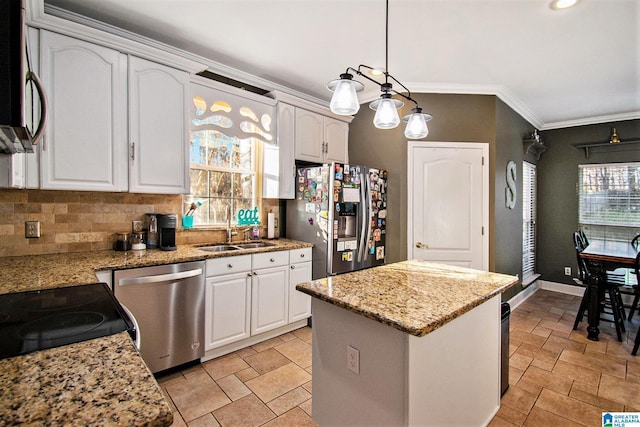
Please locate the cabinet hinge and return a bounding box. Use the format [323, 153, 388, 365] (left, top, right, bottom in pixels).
[130, 142, 135, 161]
[482, 226, 485, 236]
[482, 156, 485, 166]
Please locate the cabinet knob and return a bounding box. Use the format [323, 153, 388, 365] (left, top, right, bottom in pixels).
[247, 273, 252, 277]
[253, 272, 258, 276]
[270, 258, 275, 262]
[227, 264, 233, 268]
[300, 254, 305, 258]
[415, 242, 428, 249]
[291, 265, 295, 269]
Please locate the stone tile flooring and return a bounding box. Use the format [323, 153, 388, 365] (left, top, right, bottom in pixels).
[157, 289, 640, 426]
[490, 289, 640, 426]
[158, 327, 315, 426]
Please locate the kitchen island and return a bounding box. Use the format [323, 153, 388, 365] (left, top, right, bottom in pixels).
[296, 260, 518, 427]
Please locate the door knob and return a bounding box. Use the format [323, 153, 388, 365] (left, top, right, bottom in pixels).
[415, 242, 428, 249]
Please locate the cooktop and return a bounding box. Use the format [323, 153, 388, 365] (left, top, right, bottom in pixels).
[0, 283, 134, 360]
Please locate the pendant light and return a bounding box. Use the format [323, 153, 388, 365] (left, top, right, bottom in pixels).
[402, 107, 432, 138]
[327, 0, 432, 139]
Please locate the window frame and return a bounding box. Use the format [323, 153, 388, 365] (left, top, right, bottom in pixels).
[522, 161, 537, 284]
[578, 162, 640, 242]
[186, 77, 275, 228]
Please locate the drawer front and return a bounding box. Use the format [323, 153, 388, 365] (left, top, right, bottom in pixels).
[252, 250, 289, 269]
[206, 255, 252, 277]
[289, 247, 312, 264]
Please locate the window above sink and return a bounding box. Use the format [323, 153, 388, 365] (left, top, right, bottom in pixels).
[184, 76, 276, 229]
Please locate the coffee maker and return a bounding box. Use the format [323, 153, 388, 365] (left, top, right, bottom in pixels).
[157, 214, 177, 251]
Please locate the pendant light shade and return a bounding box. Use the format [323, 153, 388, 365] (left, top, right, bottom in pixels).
[402, 107, 432, 139]
[328, 73, 364, 115]
[370, 94, 403, 129]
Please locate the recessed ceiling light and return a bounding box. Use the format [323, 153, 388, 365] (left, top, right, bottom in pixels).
[550, 0, 580, 10]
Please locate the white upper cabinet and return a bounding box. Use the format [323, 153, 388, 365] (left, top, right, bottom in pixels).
[40, 31, 128, 191]
[38, 30, 191, 193]
[268, 91, 352, 199]
[128, 56, 190, 194]
[324, 118, 349, 164]
[294, 109, 325, 162]
[295, 109, 349, 164]
[275, 102, 296, 199]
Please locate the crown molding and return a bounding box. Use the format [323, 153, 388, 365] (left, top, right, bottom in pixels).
[408, 82, 545, 130]
[26, 0, 330, 109]
[540, 111, 640, 130]
[360, 82, 544, 129]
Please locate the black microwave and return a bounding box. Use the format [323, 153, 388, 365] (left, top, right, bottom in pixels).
[0, 0, 47, 154]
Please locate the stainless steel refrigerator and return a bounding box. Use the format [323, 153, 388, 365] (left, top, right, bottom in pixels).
[286, 162, 388, 279]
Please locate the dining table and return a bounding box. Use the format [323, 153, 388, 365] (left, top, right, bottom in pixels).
[579, 239, 638, 341]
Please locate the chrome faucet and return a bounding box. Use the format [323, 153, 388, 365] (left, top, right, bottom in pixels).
[226, 204, 237, 243]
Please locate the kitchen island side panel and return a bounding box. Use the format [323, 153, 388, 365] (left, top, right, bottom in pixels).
[311, 295, 501, 426]
[312, 299, 409, 426]
[408, 294, 501, 426]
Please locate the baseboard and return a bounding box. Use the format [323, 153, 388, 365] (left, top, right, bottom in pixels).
[201, 319, 309, 361]
[507, 281, 539, 310]
[538, 280, 586, 297]
[507, 280, 586, 310]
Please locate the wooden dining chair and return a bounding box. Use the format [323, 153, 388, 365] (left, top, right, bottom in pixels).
[572, 232, 627, 341]
[631, 249, 640, 355]
[628, 251, 640, 321]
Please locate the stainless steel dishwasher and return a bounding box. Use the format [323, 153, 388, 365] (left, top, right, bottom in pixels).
[114, 261, 205, 373]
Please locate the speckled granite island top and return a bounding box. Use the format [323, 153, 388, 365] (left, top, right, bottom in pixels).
[296, 259, 518, 337]
[0, 238, 311, 295]
[0, 332, 171, 426]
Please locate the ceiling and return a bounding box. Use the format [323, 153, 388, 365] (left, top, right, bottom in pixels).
[43, 0, 639, 130]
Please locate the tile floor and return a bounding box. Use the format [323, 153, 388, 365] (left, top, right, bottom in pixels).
[490, 289, 640, 426]
[157, 289, 640, 426]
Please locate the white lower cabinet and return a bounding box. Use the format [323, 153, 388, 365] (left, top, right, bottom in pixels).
[251, 265, 289, 335]
[288, 248, 312, 323]
[204, 249, 311, 353]
[205, 272, 251, 350]
[204, 255, 252, 351]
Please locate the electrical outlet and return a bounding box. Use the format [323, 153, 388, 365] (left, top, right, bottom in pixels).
[347, 345, 360, 375]
[25, 221, 40, 238]
[564, 266, 571, 276]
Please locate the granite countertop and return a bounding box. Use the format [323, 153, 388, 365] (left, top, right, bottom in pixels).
[0, 332, 172, 426]
[0, 238, 311, 295]
[0, 238, 311, 425]
[296, 259, 518, 337]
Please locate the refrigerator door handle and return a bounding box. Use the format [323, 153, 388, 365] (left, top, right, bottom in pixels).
[358, 171, 369, 263]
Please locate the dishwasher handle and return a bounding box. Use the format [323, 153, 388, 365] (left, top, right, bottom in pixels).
[117, 268, 203, 286]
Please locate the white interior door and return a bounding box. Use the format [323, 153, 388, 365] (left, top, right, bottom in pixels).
[408, 142, 488, 270]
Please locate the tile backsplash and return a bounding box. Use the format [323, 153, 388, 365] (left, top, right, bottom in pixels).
[0, 189, 279, 257]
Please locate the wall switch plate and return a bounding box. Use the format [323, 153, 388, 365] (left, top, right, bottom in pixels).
[132, 220, 144, 233]
[25, 221, 40, 238]
[564, 267, 571, 276]
[347, 345, 360, 375]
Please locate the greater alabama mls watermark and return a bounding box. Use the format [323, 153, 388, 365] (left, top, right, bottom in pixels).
[603, 412, 640, 427]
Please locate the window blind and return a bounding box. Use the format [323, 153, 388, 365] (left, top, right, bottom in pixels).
[522, 162, 536, 280]
[578, 163, 640, 242]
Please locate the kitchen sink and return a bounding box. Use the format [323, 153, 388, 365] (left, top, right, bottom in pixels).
[198, 244, 241, 252]
[197, 241, 276, 252]
[234, 242, 276, 249]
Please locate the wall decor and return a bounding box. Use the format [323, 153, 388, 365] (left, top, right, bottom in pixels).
[505, 160, 517, 209]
